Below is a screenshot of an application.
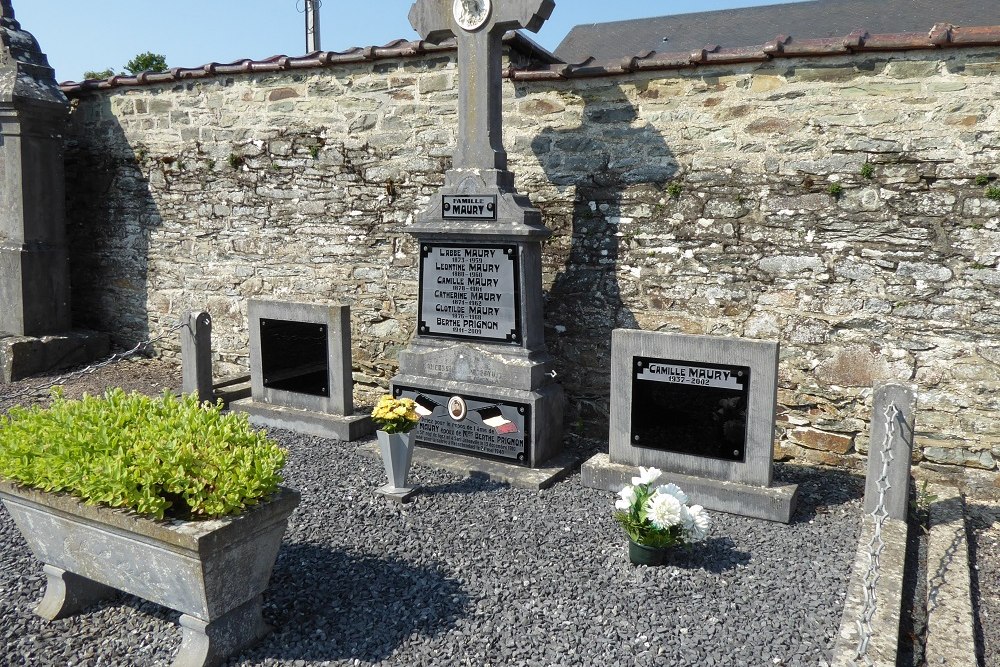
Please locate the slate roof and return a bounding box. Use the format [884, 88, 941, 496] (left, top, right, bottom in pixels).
[555, 0, 1000, 63]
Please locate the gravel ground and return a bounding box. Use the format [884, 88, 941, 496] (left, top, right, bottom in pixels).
[969, 502, 1000, 667]
[3, 358, 866, 666]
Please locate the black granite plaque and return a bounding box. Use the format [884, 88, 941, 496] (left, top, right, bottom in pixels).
[442, 194, 497, 220]
[418, 243, 522, 344]
[260, 318, 330, 397]
[394, 385, 531, 464]
[630, 357, 750, 462]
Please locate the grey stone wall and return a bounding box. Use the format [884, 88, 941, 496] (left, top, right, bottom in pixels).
[63, 47, 1000, 485]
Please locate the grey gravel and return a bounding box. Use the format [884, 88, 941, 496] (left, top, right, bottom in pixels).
[1, 360, 866, 666]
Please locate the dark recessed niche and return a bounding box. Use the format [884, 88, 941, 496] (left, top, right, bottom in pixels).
[630, 357, 750, 462]
[260, 318, 330, 397]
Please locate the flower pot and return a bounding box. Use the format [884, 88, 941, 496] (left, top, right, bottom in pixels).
[627, 537, 673, 566]
[377, 429, 417, 492]
[0, 479, 299, 667]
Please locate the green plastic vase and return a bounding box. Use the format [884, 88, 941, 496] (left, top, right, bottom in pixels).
[627, 537, 672, 566]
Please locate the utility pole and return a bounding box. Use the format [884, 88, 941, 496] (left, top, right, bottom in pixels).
[305, 0, 321, 52]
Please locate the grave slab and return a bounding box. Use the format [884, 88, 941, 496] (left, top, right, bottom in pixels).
[0, 330, 110, 383]
[583, 329, 797, 522]
[357, 439, 577, 491]
[581, 453, 798, 523]
[231, 399, 372, 442]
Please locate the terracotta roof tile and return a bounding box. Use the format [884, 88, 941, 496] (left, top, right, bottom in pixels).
[59, 23, 1000, 95]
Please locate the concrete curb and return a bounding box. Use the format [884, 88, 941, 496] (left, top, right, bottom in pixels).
[830, 515, 908, 666]
[925, 485, 978, 667]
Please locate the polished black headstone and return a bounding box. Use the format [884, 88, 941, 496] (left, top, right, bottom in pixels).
[630, 356, 750, 462]
[260, 318, 330, 397]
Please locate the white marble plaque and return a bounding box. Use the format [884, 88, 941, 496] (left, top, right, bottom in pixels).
[418, 243, 521, 343]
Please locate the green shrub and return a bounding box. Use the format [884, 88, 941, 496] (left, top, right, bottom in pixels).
[0, 389, 286, 521]
[986, 185, 1000, 201]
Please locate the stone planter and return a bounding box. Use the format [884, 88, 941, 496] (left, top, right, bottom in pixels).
[376, 429, 419, 502]
[0, 479, 300, 667]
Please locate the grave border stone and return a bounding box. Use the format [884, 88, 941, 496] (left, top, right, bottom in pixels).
[232, 299, 373, 442]
[581, 329, 798, 523]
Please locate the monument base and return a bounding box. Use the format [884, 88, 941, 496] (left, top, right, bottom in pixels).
[581, 453, 799, 523]
[0, 330, 111, 383]
[230, 398, 374, 442]
[375, 484, 421, 504]
[357, 440, 578, 491]
[391, 375, 564, 468]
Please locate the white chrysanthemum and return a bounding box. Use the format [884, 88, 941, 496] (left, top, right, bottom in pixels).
[686, 505, 711, 542]
[615, 485, 637, 511]
[645, 492, 683, 529]
[656, 482, 688, 505]
[631, 466, 662, 487]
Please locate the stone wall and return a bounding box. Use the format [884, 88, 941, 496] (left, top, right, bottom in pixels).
[63, 46, 1000, 488]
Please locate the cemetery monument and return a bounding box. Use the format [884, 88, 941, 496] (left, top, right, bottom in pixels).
[390, 0, 566, 480]
[0, 0, 107, 382]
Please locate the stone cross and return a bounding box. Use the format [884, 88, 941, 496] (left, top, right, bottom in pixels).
[409, 0, 554, 172]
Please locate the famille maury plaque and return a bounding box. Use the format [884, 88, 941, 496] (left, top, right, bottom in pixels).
[259, 318, 330, 397]
[418, 243, 521, 343]
[631, 357, 750, 462]
[394, 386, 531, 463]
[442, 194, 497, 220]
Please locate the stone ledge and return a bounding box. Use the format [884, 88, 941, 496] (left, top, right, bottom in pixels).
[924, 486, 978, 667]
[356, 441, 578, 491]
[830, 515, 908, 667]
[0, 330, 110, 383]
[230, 398, 374, 442]
[580, 453, 799, 523]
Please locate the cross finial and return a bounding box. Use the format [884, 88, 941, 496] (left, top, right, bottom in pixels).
[409, 0, 554, 172]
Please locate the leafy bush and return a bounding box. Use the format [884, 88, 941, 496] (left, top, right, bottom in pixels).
[0, 389, 286, 521]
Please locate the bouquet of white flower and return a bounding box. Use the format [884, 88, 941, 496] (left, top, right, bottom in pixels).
[613, 467, 710, 548]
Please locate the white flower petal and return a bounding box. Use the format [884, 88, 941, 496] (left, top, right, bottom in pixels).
[687, 505, 711, 542]
[646, 493, 682, 529]
[615, 485, 637, 511]
[656, 482, 688, 505]
[631, 466, 662, 486]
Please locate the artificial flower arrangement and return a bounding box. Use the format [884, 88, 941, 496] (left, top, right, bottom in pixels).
[614, 467, 711, 548]
[371, 395, 421, 434]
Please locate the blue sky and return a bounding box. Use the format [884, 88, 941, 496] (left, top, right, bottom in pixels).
[16, 0, 808, 83]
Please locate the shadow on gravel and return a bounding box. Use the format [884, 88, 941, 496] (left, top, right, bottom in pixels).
[419, 472, 511, 497]
[671, 536, 752, 573]
[775, 463, 866, 525]
[244, 542, 470, 664]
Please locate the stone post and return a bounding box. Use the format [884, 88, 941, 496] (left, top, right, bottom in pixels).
[864, 382, 917, 521]
[181, 311, 214, 403]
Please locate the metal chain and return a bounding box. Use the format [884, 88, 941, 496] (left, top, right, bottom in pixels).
[0, 322, 188, 408]
[855, 402, 899, 664]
